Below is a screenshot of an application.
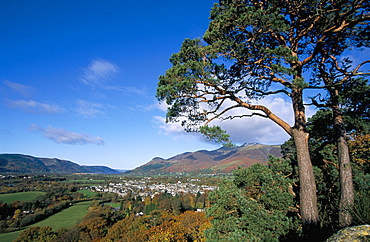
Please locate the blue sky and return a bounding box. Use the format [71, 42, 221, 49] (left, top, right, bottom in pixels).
[0, 0, 319, 170]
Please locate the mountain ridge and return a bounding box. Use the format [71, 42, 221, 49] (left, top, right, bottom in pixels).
[0, 154, 120, 174]
[130, 143, 282, 174]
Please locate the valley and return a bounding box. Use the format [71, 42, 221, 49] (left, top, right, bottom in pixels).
[0, 172, 223, 241]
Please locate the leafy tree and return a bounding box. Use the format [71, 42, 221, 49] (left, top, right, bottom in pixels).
[349, 134, 370, 167]
[157, 0, 369, 232]
[311, 54, 369, 227]
[308, 76, 370, 226]
[177, 210, 211, 241]
[348, 134, 370, 226]
[205, 162, 299, 241]
[280, 77, 369, 232]
[14, 226, 57, 242]
[54, 226, 81, 242]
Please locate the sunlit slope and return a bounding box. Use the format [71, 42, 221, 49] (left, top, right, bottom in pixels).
[131, 143, 282, 174]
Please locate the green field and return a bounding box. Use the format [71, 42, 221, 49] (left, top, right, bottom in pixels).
[32, 202, 89, 230]
[0, 229, 22, 242]
[0, 191, 46, 204]
[0, 202, 90, 242]
[105, 202, 121, 208]
[78, 189, 95, 198]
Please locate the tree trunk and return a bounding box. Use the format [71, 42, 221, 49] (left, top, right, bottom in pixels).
[337, 135, 354, 227]
[332, 89, 354, 228]
[292, 129, 320, 232]
[291, 88, 320, 234]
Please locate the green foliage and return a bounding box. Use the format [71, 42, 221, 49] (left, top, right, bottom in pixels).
[281, 76, 370, 233]
[14, 226, 57, 242]
[199, 126, 234, 147]
[205, 162, 300, 241]
[30, 202, 89, 230]
[340, 78, 370, 134]
[157, 0, 369, 160]
[145, 203, 158, 215]
[308, 78, 370, 142]
[351, 191, 370, 226]
[78, 190, 95, 198]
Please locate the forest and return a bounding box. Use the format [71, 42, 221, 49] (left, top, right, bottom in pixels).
[0, 174, 218, 241]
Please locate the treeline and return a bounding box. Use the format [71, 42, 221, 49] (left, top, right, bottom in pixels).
[15, 191, 212, 242]
[0, 196, 72, 233]
[119, 190, 208, 217]
[11, 201, 70, 228]
[0, 180, 103, 233]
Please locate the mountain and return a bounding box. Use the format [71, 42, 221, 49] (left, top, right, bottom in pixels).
[0, 154, 120, 174]
[130, 143, 282, 174]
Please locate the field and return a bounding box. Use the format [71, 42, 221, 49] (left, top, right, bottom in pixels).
[78, 189, 95, 198]
[0, 191, 46, 204]
[0, 202, 90, 242]
[0, 230, 21, 242]
[32, 201, 90, 230]
[104, 202, 121, 208]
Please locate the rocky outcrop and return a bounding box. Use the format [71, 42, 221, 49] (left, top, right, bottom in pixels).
[326, 225, 370, 242]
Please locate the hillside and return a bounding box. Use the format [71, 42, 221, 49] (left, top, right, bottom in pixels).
[130, 143, 282, 174]
[0, 154, 120, 174]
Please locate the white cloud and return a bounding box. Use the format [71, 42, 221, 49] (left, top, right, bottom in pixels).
[80, 59, 119, 87]
[153, 96, 317, 145]
[29, 124, 105, 145]
[216, 97, 293, 144]
[3, 80, 34, 97]
[156, 101, 169, 112]
[153, 116, 184, 135]
[79, 59, 148, 97]
[141, 101, 167, 112]
[75, 99, 105, 118]
[6, 99, 64, 114]
[153, 115, 203, 141]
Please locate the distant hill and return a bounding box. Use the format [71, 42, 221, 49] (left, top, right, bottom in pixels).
[0, 154, 120, 174]
[130, 143, 282, 174]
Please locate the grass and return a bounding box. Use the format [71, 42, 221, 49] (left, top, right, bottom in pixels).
[78, 189, 95, 198]
[0, 191, 46, 204]
[0, 229, 23, 242]
[0, 202, 90, 242]
[104, 202, 121, 208]
[32, 202, 90, 230]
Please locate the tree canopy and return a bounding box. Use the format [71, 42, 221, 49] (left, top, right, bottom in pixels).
[157, 0, 369, 233]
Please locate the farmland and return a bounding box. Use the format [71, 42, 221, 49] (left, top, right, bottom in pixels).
[0, 202, 90, 242]
[32, 202, 90, 230]
[0, 192, 46, 204]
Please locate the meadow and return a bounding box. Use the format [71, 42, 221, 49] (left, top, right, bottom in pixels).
[0, 229, 21, 242]
[0, 202, 90, 242]
[78, 189, 95, 198]
[0, 191, 46, 204]
[32, 201, 90, 230]
[104, 202, 121, 208]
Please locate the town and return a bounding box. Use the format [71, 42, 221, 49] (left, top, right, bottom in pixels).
[90, 176, 219, 199]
